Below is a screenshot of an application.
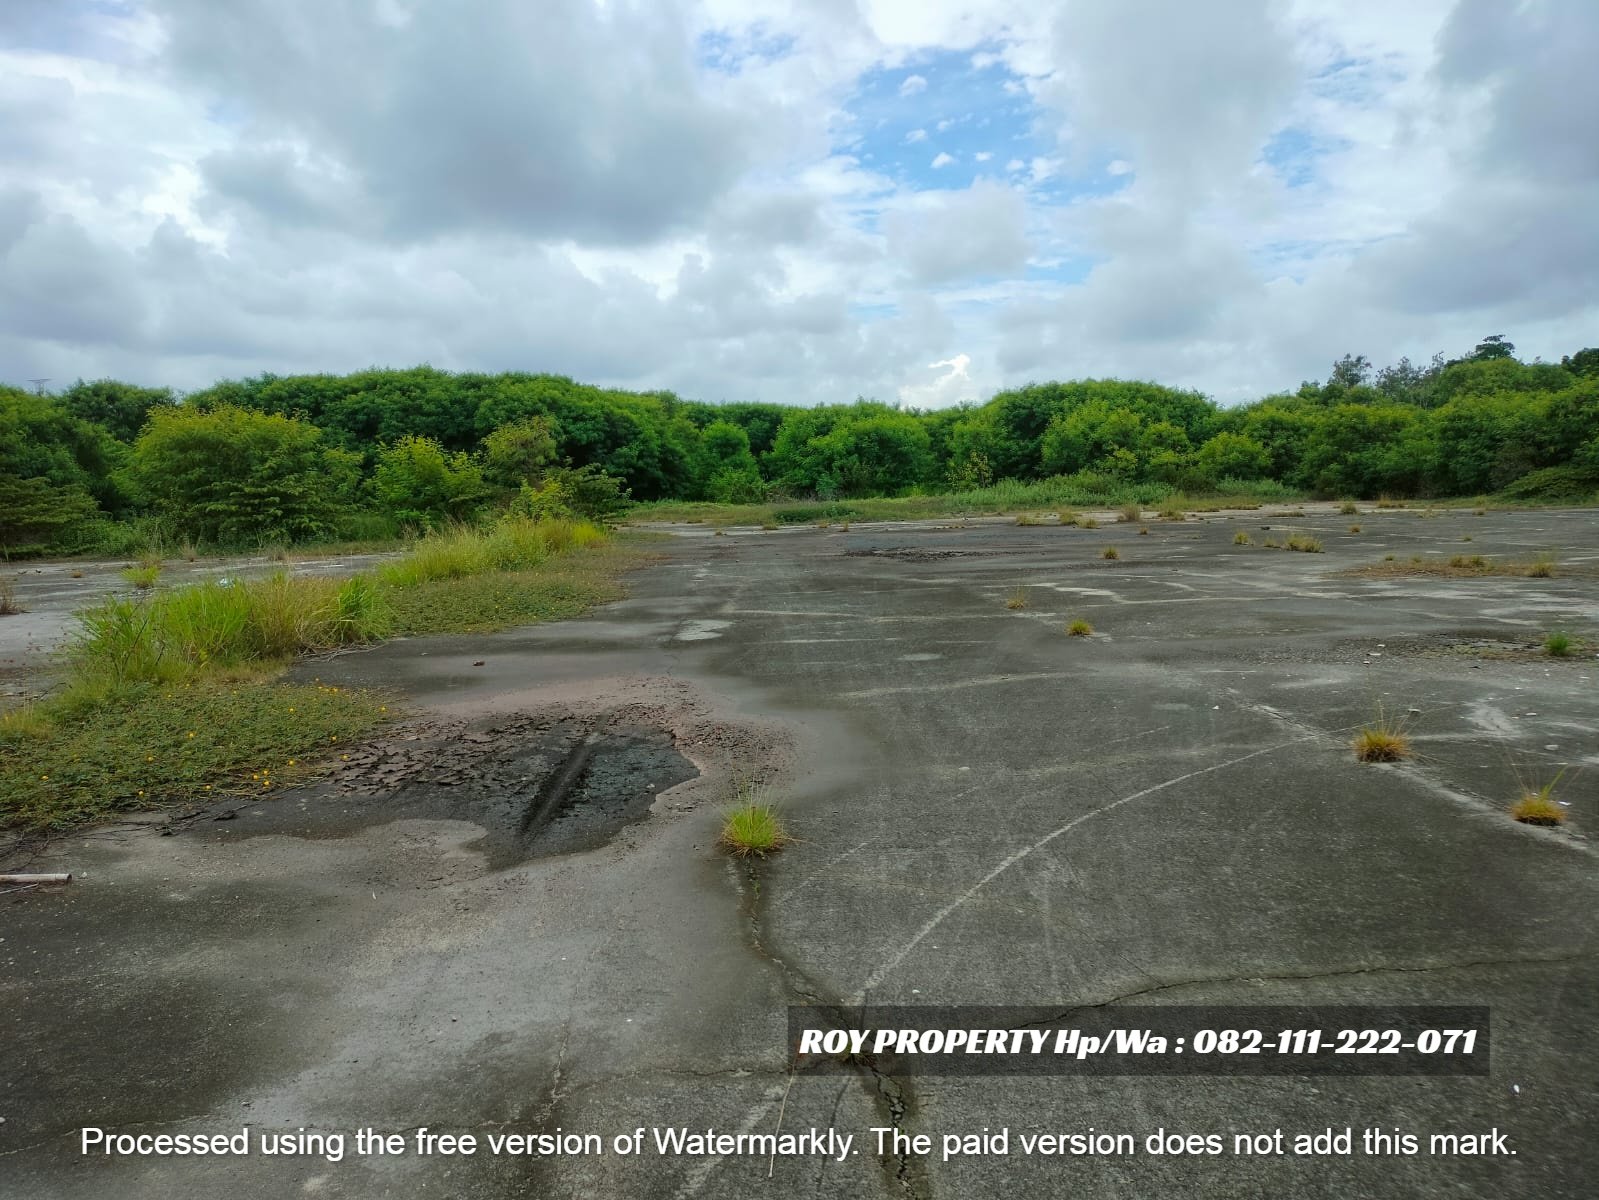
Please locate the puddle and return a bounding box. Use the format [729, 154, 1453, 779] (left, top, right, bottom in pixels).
[211, 720, 699, 868]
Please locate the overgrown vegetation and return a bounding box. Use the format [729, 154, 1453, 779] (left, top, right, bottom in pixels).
[1, 519, 633, 831]
[5, 334, 1595, 556]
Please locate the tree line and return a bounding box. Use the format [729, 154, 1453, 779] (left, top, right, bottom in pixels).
[3, 335, 1596, 552]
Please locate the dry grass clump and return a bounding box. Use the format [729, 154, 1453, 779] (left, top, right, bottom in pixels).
[1524, 553, 1557, 578]
[1375, 496, 1406, 509]
[1005, 586, 1029, 610]
[1118, 504, 1142, 523]
[1509, 777, 1566, 827]
[1138, 526, 1150, 536]
[1075, 515, 1100, 529]
[0, 576, 23, 615]
[1102, 546, 1120, 560]
[1233, 531, 1252, 545]
[1066, 618, 1093, 637]
[1348, 524, 1361, 533]
[1285, 533, 1323, 553]
[1016, 513, 1043, 526]
[1339, 500, 1358, 515]
[1353, 705, 1412, 763]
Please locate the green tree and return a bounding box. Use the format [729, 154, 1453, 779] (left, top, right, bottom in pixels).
[58, 379, 177, 443]
[1194, 431, 1271, 480]
[128, 405, 357, 543]
[481, 417, 558, 491]
[372, 435, 488, 528]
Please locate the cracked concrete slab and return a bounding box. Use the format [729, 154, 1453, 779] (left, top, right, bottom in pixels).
[4, 505, 1599, 1198]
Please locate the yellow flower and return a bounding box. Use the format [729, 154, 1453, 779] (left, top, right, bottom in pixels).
[188, 731, 196, 738]
[287, 759, 296, 766]
[40, 774, 49, 781]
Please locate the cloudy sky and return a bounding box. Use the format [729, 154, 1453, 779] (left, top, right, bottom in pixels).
[2, 0, 1596, 407]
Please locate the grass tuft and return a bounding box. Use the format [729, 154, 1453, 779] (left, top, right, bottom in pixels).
[1138, 526, 1149, 535]
[1524, 553, 1557, 578]
[0, 576, 23, 615]
[719, 785, 791, 857]
[1285, 533, 1323, 553]
[1118, 504, 1141, 523]
[1509, 778, 1565, 826]
[1348, 524, 1361, 533]
[1075, 515, 1100, 529]
[1353, 705, 1411, 763]
[1066, 618, 1093, 637]
[1544, 631, 1572, 657]
[1339, 500, 1358, 515]
[1233, 531, 1251, 545]
[1101, 546, 1119, 560]
[1005, 586, 1029, 610]
[122, 564, 161, 589]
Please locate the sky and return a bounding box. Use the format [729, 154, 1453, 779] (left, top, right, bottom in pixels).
[1, 0, 1596, 408]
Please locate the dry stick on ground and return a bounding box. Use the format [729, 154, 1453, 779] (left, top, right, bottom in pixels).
[0, 873, 72, 885]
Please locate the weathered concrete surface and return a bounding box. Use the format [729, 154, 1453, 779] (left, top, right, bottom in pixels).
[4, 504, 1599, 1198]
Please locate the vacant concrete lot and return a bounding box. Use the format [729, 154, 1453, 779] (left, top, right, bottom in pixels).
[5, 504, 1598, 1198]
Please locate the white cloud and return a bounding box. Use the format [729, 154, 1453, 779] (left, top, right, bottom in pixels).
[898, 352, 979, 408]
[1, 0, 1595, 410]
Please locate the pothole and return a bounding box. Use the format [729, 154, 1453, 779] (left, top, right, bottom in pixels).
[204, 718, 700, 868]
[514, 726, 699, 859]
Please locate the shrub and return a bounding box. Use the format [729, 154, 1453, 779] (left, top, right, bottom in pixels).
[1544, 631, 1572, 657]
[373, 435, 488, 529]
[512, 464, 631, 521]
[128, 406, 358, 544]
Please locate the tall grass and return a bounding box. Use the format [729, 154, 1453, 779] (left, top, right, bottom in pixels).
[378, 517, 605, 586]
[70, 517, 609, 690]
[73, 573, 387, 687]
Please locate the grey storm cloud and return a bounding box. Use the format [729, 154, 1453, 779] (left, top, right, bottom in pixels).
[161, 0, 759, 244]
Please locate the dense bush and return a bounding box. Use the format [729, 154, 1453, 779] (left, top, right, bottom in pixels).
[5, 335, 1598, 555]
[127, 406, 360, 545]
